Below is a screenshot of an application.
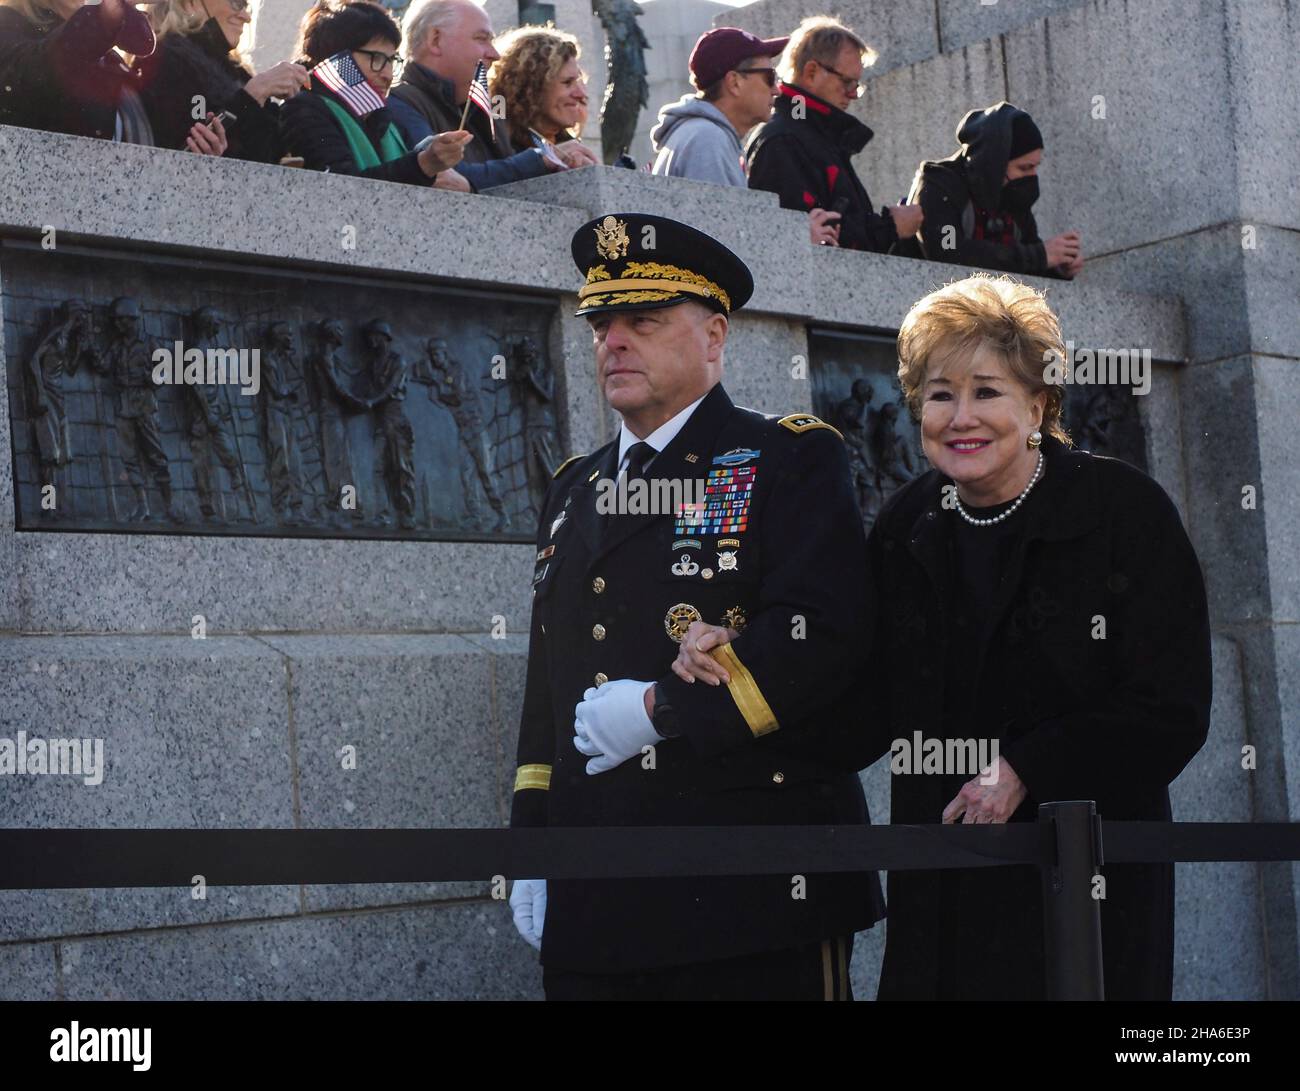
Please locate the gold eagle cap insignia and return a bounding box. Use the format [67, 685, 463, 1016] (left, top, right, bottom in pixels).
[594, 215, 631, 260]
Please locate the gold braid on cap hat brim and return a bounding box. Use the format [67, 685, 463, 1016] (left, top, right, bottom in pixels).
[578, 262, 732, 313]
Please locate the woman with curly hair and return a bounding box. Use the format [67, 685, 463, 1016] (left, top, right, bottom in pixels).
[489, 25, 589, 153]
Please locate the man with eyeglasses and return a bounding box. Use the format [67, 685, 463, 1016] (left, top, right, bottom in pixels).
[650, 28, 786, 189]
[747, 16, 922, 253]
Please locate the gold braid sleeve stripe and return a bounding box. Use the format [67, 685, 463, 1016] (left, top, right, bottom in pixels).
[711, 643, 779, 738]
[577, 277, 731, 312]
[514, 764, 552, 792]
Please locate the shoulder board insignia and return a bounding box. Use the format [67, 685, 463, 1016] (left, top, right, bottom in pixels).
[552, 454, 586, 480]
[778, 414, 843, 440]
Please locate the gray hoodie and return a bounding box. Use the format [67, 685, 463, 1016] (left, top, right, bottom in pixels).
[649, 95, 747, 187]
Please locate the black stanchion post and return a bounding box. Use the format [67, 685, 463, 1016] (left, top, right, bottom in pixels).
[1038, 800, 1105, 1000]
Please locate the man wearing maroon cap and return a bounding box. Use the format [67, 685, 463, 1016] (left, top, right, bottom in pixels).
[649, 28, 786, 189]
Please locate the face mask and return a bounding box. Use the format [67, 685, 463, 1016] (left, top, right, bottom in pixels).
[1001, 174, 1040, 213]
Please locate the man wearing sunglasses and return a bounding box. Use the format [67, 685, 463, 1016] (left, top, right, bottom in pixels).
[747, 16, 923, 253]
[650, 28, 786, 189]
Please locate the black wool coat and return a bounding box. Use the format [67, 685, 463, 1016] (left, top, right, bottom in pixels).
[865, 433, 1211, 1000]
[512, 383, 885, 973]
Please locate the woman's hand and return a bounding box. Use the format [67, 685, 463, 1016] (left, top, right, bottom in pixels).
[243, 61, 310, 106]
[552, 139, 600, 168]
[185, 113, 227, 157]
[670, 621, 740, 686]
[417, 130, 473, 177]
[942, 756, 1027, 824]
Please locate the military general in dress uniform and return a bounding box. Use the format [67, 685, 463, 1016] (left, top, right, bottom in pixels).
[508, 213, 883, 1000]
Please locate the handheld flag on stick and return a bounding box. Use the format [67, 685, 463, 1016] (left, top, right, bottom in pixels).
[458, 61, 494, 131]
[314, 51, 386, 118]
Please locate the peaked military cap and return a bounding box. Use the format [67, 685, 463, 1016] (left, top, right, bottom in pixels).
[571, 212, 754, 317]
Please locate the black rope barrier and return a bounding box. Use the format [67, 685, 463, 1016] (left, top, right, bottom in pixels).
[2, 813, 1296, 889]
[6, 805, 1298, 999]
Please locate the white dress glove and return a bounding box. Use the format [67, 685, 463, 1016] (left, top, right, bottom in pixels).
[510, 878, 546, 950]
[573, 679, 661, 774]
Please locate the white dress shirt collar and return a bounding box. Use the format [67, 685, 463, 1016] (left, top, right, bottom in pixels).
[616, 394, 707, 473]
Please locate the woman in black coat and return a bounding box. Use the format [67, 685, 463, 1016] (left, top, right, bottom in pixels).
[674, 274, 1212, 1000]
[279, 0, 468, 186]
[137, 0, 310, 163]
[0, 0, 223, 153]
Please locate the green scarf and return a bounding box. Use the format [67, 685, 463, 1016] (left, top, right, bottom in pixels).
[320, 94, 408, 170]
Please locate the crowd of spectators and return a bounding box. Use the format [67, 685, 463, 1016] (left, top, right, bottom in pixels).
[0, 1, 1082, 277]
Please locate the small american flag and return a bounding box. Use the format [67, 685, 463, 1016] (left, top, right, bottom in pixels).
[313, 51, 386, 117]
[467, 61, 493, 120]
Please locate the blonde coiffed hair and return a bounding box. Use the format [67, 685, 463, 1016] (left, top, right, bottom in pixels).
[778, 15, 877, 85]
[148, 0, 207, 36]
[896, 274, 1072, 444]
[489, 24, 580, 149]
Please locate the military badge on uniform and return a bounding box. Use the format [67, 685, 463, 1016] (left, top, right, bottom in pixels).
[671, 553, 700, 576]
[594, 215, 630, 260]
[700, 464, 756, 535]
[674, 502, 706, 534]
[712, 448, 760, 467]
[550, 511, 567, 537]
[717, 550, 738, 572]
[664, 602, 704, 642]
[722, 606, 748, 632]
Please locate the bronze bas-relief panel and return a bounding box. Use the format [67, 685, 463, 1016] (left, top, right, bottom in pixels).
[3, 243, 562, 541]
[808, 328, 1149, 533]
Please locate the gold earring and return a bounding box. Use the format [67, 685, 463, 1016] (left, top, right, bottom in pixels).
[1027, 430, 1042, 450]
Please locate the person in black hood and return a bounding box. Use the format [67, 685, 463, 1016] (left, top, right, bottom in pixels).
[746, 17, 922, 252]
[136, 0, 310, 164]
[902, 102, 1084, 278]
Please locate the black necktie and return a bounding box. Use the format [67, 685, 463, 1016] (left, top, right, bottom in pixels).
[623, 441, 656, 481]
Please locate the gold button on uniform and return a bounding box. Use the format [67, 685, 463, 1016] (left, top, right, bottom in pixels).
[771, 772, 785, 784]
[594, 672, 609, 686]
[592, 577, 606, 593]
[592, 624, 606, 640]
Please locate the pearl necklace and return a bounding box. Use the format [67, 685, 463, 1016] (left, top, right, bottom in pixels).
[953, 452, 1044, 527]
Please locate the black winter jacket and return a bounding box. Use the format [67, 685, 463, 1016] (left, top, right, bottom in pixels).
[745, 83, 898, 253]
[136, 20, 281, 163]
[279, 79, 432, 186]
[901, 101, 1065, 277]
